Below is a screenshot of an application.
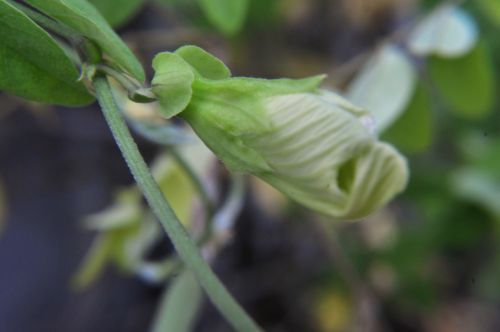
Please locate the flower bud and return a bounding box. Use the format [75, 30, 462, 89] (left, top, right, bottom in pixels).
[152, 46, 409, 220]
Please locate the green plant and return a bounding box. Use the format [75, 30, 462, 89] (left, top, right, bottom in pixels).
[0, 0, 408, 330]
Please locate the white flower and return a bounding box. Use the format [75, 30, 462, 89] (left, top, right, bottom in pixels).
[152, 46, 409, 220]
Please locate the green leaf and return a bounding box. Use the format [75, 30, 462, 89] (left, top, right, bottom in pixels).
[430, 43, 495, 119]
[152, 52, 195, 118]
[409, 5, 478, 58]
[0, 0, 93, 105]
[347, 45, 417, 133]
[25, 0, 145, 82]
[450, 167, 500, 219]
[72, 233, 117, 289]
[152, 152, 199, 225]
[150, 270, 203, 332]
[198, 0, 249, 36]
[175, 45, 231, 80]
[84, 202, 141, 230]
[382, 83, 434, 154]
[477, 0, 500, 27]
[88, 0, 145, 28]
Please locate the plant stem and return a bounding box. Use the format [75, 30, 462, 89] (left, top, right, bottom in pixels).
[93, 76, 262, 332]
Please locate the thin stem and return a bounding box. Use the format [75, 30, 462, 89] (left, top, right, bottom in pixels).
[201, 175, 246, 258]
[93, 76, 262, 332]
[93, 64, 156, 103]
[94, 64, 141, 92]
[170, 148, 216, 216]
[213, 174, 245, 234]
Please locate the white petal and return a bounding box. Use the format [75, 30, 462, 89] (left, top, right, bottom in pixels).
[247, 93, 408, 220]
[409, 5, 478, 57]
[347, 45, 417, 133]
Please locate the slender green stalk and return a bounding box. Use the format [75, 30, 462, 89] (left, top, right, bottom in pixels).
[170, 148, 215, 215]
[92, 64, 156, 102]
[93, 76, 262, 332]
[94, 64, 140, 93]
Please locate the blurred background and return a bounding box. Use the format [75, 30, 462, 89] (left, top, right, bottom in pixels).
[1, 0, 500, 331]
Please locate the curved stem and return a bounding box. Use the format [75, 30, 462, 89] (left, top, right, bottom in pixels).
[93, 76, 261, 332]
[94, 64, 140, 92]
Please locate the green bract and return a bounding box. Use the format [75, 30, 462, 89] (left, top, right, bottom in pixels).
[24, 0, 145, 82]
[0, 0, 93, 105]
[152, 46, 409, 220]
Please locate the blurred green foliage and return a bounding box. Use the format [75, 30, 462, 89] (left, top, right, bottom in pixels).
[429, 42, 495, 119]
[83, 0, 500, 329]
[88, 0, 145, 27]
[16, 0, 496, 329]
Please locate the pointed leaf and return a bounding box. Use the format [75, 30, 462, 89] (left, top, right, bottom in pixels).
[72, 233, 117, 289]
[0, 0, 93, 105]
[25, 0, 145, 81]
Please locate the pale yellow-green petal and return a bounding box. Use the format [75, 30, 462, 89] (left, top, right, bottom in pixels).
[340, 142, 409, 219]
[248, 93, 408, 220]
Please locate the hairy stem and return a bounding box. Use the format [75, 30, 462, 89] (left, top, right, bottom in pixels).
[93, 76, 261, 332]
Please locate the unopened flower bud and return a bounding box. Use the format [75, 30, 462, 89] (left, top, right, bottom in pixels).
[152, 46, 409, 220]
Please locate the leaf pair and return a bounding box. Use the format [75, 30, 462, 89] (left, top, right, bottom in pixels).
[0, 0, 144, 106]
[0, 0, 90, 105]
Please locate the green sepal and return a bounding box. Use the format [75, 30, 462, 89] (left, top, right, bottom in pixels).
[175, 45, 231, 80]
[181, 100, 272, 173]
[25, 0, 145, 82]
[180, 75, 325, 172]
[152, 52, 195, 118]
